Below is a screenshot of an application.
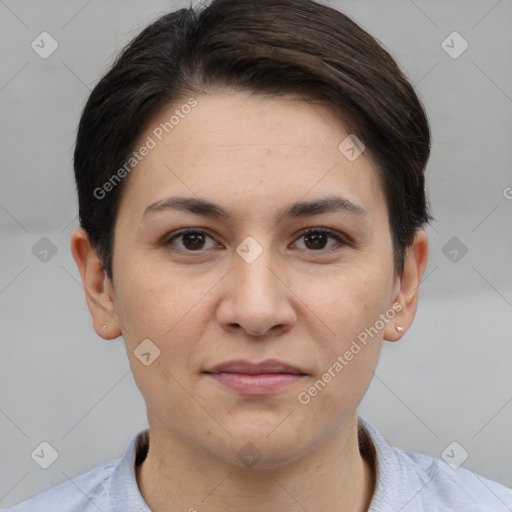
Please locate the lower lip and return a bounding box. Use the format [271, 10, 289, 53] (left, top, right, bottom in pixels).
[205, 372, 306, 394]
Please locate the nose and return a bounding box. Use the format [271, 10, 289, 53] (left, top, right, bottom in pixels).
[215, 246, 297, 338]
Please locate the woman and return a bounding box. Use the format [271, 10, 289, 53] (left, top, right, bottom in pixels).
[7, 0, 512, 510]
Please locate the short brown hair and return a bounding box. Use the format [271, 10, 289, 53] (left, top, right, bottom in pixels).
[74, 0, 432, 282]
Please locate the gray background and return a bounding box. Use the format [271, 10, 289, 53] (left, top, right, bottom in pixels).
[1, 0, 511, 508]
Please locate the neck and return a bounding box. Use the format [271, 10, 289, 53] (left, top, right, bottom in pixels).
[135, 413, 376, 512]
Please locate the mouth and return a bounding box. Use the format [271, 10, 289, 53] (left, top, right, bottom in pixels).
[202, 359, 308, 395]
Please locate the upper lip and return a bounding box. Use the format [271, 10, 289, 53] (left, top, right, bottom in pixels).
[204, 359, 306, 375]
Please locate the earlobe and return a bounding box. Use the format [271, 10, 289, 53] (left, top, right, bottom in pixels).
[384, 230, 429, 342]
[70, 227, 122, 340]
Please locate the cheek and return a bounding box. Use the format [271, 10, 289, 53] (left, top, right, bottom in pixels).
[114, 259, 214, 377]
[301, 265, 392, 341]
[299, 278, 385, 420]
[115, 265, 202, 413]
[293, 264, 390, 406]
[114, 258, 185, 338]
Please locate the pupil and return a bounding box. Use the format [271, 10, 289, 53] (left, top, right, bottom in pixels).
[305, 232, 326, 250]
[183, 232, 204, 250]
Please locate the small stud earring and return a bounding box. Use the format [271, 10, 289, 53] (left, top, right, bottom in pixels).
[395, 324, 404, 333]
[102, 324, 107, 330]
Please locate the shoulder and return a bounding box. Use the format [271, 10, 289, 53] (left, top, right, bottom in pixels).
[5, 429, 150, 512]
[4, 460, 117, 512]
[358, 417, 512, 512]
[397, 448, 512, 511]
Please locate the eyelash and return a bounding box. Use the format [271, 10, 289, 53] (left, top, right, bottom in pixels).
[163, 227, 348, 254]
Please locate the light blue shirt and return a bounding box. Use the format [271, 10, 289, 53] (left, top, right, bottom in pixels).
[6, 417, 512, 511]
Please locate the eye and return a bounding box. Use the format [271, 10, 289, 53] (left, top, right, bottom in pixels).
[163, 227, 347, 253]
[164, 229, 217, 251]
[293, 228, 346, 252]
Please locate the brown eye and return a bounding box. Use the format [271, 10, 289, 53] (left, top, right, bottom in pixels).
[294, 228, 345, 252]
[165, 230, 216, 251]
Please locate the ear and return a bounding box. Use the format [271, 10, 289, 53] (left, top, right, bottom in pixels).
[384, 229, 429, 342]
[70, 227, 122, 340]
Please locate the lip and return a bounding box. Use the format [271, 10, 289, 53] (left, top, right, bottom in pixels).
[205, 359, 306, 375]
[203, 359, 308, 395]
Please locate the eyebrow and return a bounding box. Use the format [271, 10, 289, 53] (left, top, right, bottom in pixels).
[143, 195, 367, 222]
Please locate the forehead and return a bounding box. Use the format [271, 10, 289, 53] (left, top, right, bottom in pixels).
[116, 91, 386, 223]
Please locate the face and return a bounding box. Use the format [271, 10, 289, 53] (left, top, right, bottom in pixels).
[107, 91, 400, 468]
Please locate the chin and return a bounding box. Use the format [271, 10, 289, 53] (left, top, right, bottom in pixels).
[208, 425, 315, 470]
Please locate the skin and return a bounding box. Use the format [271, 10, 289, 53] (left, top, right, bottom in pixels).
[71, 90, 428, 512]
